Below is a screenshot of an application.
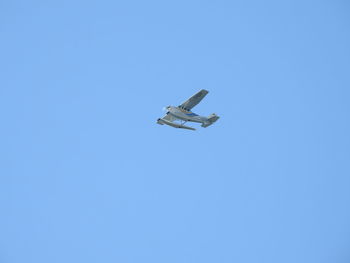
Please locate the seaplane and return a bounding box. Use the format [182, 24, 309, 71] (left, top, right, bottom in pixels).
[157, 89, 219, 131]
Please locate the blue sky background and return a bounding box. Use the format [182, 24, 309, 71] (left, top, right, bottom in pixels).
[1, 1, 350, 262]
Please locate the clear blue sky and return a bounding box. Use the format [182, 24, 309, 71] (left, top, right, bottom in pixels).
[1, 1, 350, 262]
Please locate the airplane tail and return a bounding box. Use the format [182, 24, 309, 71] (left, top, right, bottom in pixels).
[202, 113, 220, 128]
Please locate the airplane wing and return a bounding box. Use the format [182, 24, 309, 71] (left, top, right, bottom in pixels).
[179, 89, 209, 110]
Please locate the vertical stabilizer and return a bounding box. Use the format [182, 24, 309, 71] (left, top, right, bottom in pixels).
[202, 113, 220, 127]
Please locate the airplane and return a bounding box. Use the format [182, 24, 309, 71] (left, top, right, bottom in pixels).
[157, 89, 219, 131]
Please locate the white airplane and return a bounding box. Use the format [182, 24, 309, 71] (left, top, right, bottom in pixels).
[157, 89, 219, 131]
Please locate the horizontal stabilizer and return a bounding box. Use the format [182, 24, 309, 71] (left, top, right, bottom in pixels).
[202, 113, 220, 128]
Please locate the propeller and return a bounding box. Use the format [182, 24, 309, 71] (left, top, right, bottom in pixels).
[162, 106, 171, 112]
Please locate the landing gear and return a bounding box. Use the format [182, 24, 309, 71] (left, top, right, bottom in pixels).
[180, 120, 187, 125]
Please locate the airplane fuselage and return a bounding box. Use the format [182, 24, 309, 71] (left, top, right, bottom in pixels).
[166, 106, 205, 123]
